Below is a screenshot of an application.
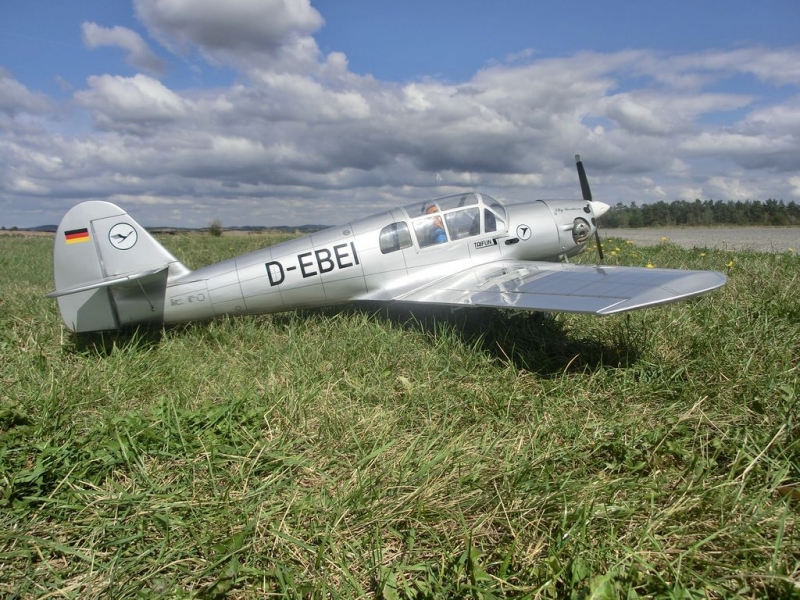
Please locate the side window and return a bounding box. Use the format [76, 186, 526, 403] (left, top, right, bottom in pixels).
[379, 221, 412, 254]
[413, 212, 449, 248]
[444, 207, 480, 240]
[484, 209, 497, 233]
[480, 195, 507, 233]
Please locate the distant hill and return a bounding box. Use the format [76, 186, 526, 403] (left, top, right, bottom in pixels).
[8, 225, 59, 233]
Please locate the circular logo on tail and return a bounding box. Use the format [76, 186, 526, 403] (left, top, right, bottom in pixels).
[516, 224, 532, 240]
[109, 223, 138, 250]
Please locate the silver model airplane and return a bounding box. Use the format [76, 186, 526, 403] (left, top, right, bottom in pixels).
[48, 157, 726, 333]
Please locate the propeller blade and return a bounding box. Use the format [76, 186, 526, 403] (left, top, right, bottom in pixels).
[575, 154, 593, 201]
[592, 221, 605, 260]
[575, 154, 604, 261]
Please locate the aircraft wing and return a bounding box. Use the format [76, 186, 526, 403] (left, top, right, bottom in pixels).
[372, 261, 727, 315]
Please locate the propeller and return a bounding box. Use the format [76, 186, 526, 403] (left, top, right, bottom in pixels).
[575, 154, 604, 261]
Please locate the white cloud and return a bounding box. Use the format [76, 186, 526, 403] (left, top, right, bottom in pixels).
[0, 68, 51, 115]
[743, 97, 800, 132]
[698, 47, 800, 87]
[602, 92, 753, 136]
[3, 34, 800, 227]
[789, 176, 800, 198]
[134, 0, 324, 73]
[665, 159, 691, 178]
[642, 48, 800, 89]
[82, 22, 165, 75]
[677, 186, 704, 201]
[75, 74, 190, 128]
[9, 177, 50, 194]
[681, 132, 795, 155]
[704, 176, 760, 201]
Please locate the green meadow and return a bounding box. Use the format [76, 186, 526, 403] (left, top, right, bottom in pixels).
[1, 232, 798, 598]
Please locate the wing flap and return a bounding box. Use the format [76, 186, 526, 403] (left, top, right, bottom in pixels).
[387, 261, 726, 315]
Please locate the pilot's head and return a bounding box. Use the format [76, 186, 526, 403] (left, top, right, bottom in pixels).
[425, 204, 443, 226]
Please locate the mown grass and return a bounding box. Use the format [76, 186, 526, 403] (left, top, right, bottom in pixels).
[0, 232, 798, 599]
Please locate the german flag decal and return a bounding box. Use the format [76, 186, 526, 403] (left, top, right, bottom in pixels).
[64, 227, 90, 244]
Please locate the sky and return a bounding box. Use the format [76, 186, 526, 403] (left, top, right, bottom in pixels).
[1, 0, 799, 228]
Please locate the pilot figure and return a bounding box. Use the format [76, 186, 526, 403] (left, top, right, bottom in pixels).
[425, 205, 447, 245]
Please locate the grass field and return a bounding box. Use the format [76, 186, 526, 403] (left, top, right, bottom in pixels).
[1, 232, 798, 598]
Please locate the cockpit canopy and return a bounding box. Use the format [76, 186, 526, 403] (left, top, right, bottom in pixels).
[379, 193, 507, 254]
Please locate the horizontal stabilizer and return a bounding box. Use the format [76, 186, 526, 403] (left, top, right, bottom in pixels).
[47, 266, 170, 298]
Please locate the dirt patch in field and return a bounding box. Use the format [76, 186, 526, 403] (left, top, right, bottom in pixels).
[603, 227, 799, 254]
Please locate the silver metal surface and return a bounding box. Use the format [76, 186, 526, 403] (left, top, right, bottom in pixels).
[49, 192, 726, 332]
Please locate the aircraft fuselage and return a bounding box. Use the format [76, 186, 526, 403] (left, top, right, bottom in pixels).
[112, 194, 608, 328]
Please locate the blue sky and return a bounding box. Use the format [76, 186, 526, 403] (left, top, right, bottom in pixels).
[1, 0, 799, 227]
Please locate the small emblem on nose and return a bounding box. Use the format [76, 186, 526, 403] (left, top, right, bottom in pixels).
[516, 224, 531, 240]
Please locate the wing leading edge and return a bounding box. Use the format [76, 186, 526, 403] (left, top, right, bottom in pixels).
[380, 261, 727, 315]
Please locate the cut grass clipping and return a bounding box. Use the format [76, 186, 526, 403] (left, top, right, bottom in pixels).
[1, 233, 798, 598]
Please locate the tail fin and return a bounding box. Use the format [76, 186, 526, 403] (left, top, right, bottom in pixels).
[48, 201, 190, 332]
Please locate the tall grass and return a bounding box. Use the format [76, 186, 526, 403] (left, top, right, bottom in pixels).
[0, 233, 797, 598]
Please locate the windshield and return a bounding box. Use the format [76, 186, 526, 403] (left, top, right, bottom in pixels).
[403, 193, 507, 248]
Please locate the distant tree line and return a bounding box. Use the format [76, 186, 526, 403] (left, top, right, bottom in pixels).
[602, 199, 800, 228]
